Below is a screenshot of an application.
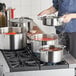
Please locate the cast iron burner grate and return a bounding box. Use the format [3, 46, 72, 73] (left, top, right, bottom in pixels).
[1, 44, 41, 72]
[1, 44, 69, 72]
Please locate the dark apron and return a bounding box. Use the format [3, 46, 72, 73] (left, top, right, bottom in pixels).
[59, 32, 76, 59]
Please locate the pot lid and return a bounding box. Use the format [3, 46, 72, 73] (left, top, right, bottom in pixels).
[10, 17, 33, 23]
[38, 14, 58, 20]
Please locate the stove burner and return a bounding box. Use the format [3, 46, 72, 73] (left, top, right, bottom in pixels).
[1, 44, 69, 72]
[25, 60, 38, 66]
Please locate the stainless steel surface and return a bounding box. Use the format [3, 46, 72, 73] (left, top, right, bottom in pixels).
[64, 51, 76, 68]
[39, 15, 63, 26]
[0, 27, 26, 50]
[30, 34, 59, 53]
[0, 49, 75, 76]
[0, 46, 75, 75]
[6, 8, 12, 27]
[4, 69, 75, 76]
[0, 51, 75, 76]
[0, 65, 3, 76]
[40, 45, 64, 63]
[10, 17, 33, 32]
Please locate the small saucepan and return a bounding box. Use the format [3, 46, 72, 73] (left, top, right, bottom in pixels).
[38, 15, 64, 26]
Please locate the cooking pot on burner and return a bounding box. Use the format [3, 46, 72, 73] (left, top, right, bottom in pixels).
[39, 45, 65, 63]
[30, 33, 59, 53]
[0, 27, 27, 50]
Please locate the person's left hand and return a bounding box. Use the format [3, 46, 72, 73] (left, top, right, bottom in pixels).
[62, 14, 73, 23]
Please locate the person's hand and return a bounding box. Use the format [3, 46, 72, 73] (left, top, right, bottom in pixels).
[38, 9, 51, 16]
[0, 12, 2, 16]
[38, 6, 57, 16]
[62, 14, 73, 23]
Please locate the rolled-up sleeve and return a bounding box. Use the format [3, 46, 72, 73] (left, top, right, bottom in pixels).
[53, 0, 59, 10]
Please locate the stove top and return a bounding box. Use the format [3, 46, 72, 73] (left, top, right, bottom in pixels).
[1, 44, 69, 72]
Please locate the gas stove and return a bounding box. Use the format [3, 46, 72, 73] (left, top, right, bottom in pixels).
[1, 44, 69, 72]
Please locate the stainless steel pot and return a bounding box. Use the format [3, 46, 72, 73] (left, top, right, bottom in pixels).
[39, 15, 63, 26]
[10, 17, 33, 32]
[0, 27, 26, 50]
[39, 45, 65, 63]
[30, 34, 59, 53]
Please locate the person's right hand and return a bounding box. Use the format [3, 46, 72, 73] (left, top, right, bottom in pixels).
[38, 9, 51, 16]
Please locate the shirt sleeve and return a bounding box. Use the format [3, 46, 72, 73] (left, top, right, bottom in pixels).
[53, 0, 59, 11]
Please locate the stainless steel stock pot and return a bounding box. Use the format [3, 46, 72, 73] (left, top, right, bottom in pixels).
[10, 17, 33, 32]
[0, 27, 26, 50]
[30, 33, 59, 53]
[39, 45, 65, 63]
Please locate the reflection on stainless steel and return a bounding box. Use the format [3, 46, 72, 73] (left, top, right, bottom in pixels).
[40, 45, 65, 63]
[30, 34, 59, 53]
[10, 17, 33, 32]
[0, 27, 26, 50]
[38, 15, 64, 26]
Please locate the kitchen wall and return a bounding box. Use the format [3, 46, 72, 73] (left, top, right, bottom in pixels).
[0, 0, 56, 34]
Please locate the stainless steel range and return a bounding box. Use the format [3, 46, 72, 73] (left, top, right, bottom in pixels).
[1, 44, 69, 72]
[0, 43, 75, 76]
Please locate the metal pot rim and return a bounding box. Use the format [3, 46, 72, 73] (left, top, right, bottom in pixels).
[39, 44, 65, 52]
[0, 27, 22, 35]
[40, 49, 63, 52]
[10, 17, 33, 23]
[0, 33, 22, 35]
